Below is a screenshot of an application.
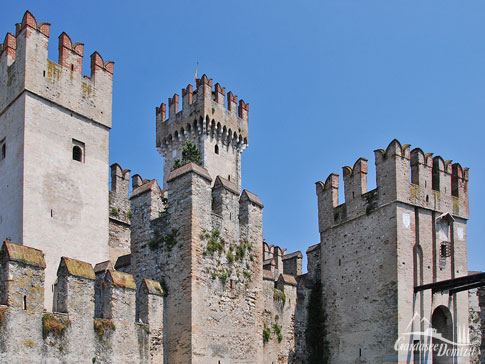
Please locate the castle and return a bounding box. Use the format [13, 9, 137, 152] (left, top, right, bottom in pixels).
[0, 11, 483, 364]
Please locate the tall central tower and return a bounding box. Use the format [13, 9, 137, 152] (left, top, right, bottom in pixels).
[156, 74, 249, 190]
[129, 75, 263, 363]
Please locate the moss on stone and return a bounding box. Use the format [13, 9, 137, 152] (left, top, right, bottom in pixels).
[42, 313, 70, 339]
[93, 318, 115, 339]
[0, 306, 7, 330]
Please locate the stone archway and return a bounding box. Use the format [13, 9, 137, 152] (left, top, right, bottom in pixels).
[432, 306, 453, 364]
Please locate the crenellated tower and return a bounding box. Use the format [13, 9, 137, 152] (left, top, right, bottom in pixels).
[315, 139, 470, 363]
[156, 74, 249, 190]
[0, 11, 114, 308]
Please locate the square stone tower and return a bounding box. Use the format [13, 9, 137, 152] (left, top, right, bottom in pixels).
[0, 11, 113, 307]
[156, 74, 249, 190]
[316, 139, 469, 363]
[129, 76, 263, 363]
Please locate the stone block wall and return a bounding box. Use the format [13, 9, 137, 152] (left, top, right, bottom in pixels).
[316, 139, 470, 364]
[0, 11, 114, 308]
[109, 163, 132, 262]
[0, 240, 164, 364]
[128, 163, 265, 363]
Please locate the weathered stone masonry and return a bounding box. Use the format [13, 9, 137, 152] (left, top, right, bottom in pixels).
[316, 139, 472, 364]
[0, 11, 113, 308]
[0, 10, 484, 364]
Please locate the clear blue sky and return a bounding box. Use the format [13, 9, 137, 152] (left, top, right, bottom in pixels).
[3, 1, 484, 271]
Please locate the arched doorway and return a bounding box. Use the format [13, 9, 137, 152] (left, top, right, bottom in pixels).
[432, 306, 453, 364]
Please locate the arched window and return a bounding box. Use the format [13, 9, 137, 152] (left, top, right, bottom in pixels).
[215, 145, 219, 154]
[72, 146, 83, 162]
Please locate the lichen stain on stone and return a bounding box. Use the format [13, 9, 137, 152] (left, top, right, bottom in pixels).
[47, 60, 61, 82]
[409, 185, 420, 202]
[82, 82, 93, 98]
[6, 65, 13, 86]
[452, 197, 459, 215]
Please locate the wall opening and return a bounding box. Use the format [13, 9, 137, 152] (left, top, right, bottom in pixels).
[72, 139, 85, 163]
[432, 164, 440, 191]
[72, 146, 82, 161]
[0, 138, 5, 160]
[23, 295, 27, 310]
[215, 144, 219, 154]
[432, 306, 453, 364]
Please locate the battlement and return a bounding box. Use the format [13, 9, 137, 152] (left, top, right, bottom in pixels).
[316, 139, 469, 232]
[0, 240, 164, 362]
[155, 74, 249, 156]
[0, 11, 114, 128]
[110, 163, 131, 195]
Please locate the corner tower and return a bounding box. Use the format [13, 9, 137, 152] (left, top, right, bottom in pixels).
[0, 11, 114, 307]
[156, 74, 249, 190]
[316, 139, 469, 363]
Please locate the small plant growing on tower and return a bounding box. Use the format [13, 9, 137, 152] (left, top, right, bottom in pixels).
[273, 322, 283, 343]
[273, 288, 286, 305]
[159, 196, 169, 217]
[204, 229, 225, 255]
[263, 323, 271, 344]
[148, 229, 179, 251]
[172, 141, 202, 170]
[218, 271, 228, 285]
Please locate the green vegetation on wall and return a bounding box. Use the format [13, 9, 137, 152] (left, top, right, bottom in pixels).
[263, 323, 271, 343]
[273, 288, 286, 305]
[201, 229, 254, 288]
[148, 229, 179, 251]
[172, 141, 202, 170]
[306, 280, 329, 364]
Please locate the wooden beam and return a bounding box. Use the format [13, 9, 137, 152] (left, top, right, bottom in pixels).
[414, 272, 485, 293]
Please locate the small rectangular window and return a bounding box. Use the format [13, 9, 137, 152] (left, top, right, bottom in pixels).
[0, 138, 6, 161]
[440, 242, 451, 258]
[72, 139, 85, 163]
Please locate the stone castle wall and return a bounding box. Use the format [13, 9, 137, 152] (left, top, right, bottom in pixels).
[0, 11, 114, 308]
[109, 164, 132, 263]
[316, 139, 470, 364]
[0, 242, 163, 364]
[0, 10, 481, 364]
